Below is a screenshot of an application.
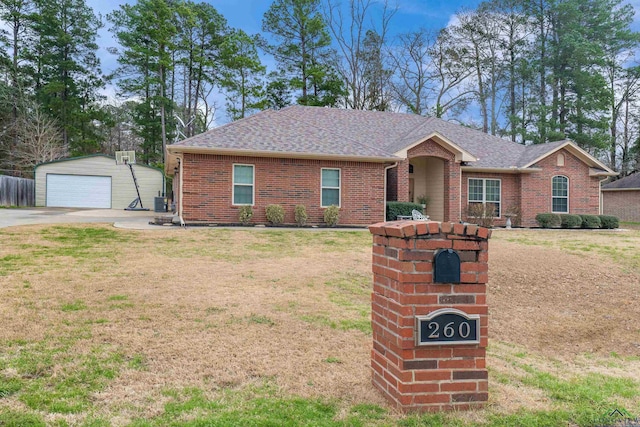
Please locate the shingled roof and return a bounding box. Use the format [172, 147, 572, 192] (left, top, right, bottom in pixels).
[167, 105, 614, 173]
[603, 173, 640, 189]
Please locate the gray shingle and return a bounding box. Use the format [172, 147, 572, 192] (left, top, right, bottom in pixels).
[169, 105, 572, 168]
[603, 173, 640, 189]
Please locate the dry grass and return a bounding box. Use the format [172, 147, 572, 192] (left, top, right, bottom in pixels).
[0, 224, 639, 426]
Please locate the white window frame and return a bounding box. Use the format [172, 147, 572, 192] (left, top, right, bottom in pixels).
[232, 163, 255, 206]
[321, 168, 341, 208]
[551, 175, 569, 213]
[467, 178, 501, 218]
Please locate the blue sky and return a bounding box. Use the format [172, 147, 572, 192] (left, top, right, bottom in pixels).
[86, 0, 640, 125]
[88, 0, 483, 89]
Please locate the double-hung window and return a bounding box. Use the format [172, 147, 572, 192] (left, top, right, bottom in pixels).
[552, 176, 568, 213]
[321, 168, 341, 207]
[468, 178, 501, 217]
[233, 164, 254, 205]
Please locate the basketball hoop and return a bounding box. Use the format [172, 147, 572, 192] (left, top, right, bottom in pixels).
[115, 150, 136, 165]
[115, 151, 148, 211]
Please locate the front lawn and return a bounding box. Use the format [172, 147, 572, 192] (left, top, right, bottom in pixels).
[0, 225, 638, 426]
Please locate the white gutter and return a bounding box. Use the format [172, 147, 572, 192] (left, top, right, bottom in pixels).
[599, 177, 610, 215]
[178, 156, 185, 227]
[383, 162, 399, 222]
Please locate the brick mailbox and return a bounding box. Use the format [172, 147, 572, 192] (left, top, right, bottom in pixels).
[368, 220, 490, 412]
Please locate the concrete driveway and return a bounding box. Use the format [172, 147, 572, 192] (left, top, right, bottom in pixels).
[0, 207, 162, 230]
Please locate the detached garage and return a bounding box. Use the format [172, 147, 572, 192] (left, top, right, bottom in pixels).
[35, 155, 164, 209]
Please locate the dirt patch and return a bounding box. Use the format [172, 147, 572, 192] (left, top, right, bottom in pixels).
[489, 229, 640, 358]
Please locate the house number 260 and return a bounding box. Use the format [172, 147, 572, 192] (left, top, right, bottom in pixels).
[427, 321, 471, 339]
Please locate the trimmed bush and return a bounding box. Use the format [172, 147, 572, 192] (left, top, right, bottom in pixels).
[323, 205, 340, 227]
[598, 215, 619, 229]
[467, 203, 495, 228]
[580, 214, 601, 229]
[265, 204, 285, 225]
[559, 214, 582, 229]
[294, 205, 307, 227]
[386, 202, 423, 221]
[535, 213, 561, 228]
[238, 206, 253, 225]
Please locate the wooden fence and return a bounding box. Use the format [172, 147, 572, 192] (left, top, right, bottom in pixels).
[0, 175, 35, 207]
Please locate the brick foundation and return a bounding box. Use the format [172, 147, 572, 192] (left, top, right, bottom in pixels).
[368, 220, 490, 412]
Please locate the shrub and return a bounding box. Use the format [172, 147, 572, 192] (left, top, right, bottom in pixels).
[580, 214, 601, 229]
[535, 213, 561, 228]
[323, 205, 340, 227]
[294, 205, 307, 227]
[238, 206, 253, 225]
[559, 214, 582, 229]
[598, 215, 619, 229]
[386, 202, 423, 221]
[467, 203, 495, 228]
[265, 204, 285, 225]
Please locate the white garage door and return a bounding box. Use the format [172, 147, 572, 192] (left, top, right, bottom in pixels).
[46, 174, 112, 208]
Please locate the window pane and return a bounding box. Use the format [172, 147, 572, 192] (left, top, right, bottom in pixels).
[322, 169, 340, 187]
[234, 185, 253, 205]
[487, 202, 500, 217]
[552, 176, 567, 197]
[552, 198, 567, 213]
[234, 165, 253, 185]
[469, 179, 483, 201]
[486, 180, 500, 202]
[322, 188, 339, 206]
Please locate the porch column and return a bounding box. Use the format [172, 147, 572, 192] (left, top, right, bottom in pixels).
[445, 161, 462, 222]
[396, 159, 410, 202]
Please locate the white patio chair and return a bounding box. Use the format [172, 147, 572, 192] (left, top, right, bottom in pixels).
[411, 209, 429, 221]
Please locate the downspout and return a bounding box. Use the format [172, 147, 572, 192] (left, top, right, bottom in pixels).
[459, 164, 463, 222]
[178, 155, 186, 227]
[384, 162, 398, 222]
[599, 177, 608, 215]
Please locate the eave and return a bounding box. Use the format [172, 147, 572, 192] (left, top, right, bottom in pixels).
[601, 187, 640, 191]
[395, 131, 478, 163]
[461, 166, 542, 174]
[165, 145, 400, 174]
[589, 167, 618, 177]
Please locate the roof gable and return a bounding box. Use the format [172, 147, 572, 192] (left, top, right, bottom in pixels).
[518, 140, 616, 175]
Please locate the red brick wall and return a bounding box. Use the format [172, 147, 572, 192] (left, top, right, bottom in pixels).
[387, 167, 398, 201]
[461, 173, 521, 227]
[180, 153, 387, 226]
[397, 159, 410, 202]
[519, 149, 602, 227]
[460, 150, 601, 228]
[369, 221, 490, 412]
[603, 190, 640, 221]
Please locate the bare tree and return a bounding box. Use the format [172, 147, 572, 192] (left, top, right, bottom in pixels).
[324, 0, 397, 110]
[12, 104, 66, 170]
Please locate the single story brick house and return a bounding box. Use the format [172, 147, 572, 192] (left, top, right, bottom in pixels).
[602, 173, 640, 222]
[165, 105, 616, 227]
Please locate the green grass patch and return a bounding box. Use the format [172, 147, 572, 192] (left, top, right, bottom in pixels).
[38, 226, 130, 261]
[0, 409, 46, 427]
[129, 384, 356, 427]
[107, 294, 128, 301]
[60, 300, 86, 312]
[0, 254, 33, 276]
[0, 337, 124, 416]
